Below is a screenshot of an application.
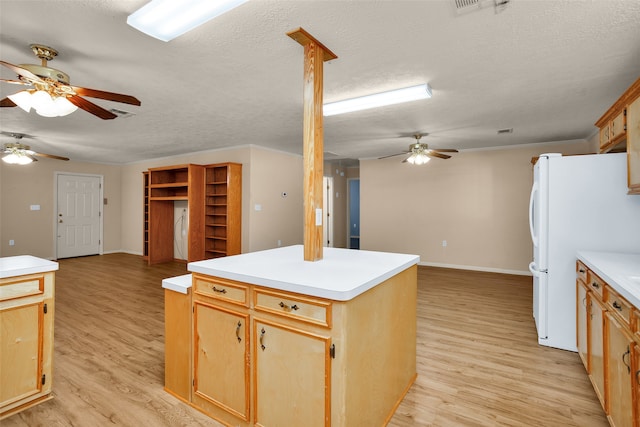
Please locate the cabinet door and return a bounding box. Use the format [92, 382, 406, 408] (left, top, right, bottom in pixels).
[193, 301, 250, 420]
[605, 312, 634, 427]
[0, 302, 43, 408]
[254, 320, 331, 427]
[577, 280, 589, 370]
[627, 94, 640, 193]
[590, 295, 606, 408]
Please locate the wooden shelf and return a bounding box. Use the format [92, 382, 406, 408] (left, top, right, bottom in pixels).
[204, 163, 242, 259]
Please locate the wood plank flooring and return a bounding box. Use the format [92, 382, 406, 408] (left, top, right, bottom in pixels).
[3, 253, 607, 427]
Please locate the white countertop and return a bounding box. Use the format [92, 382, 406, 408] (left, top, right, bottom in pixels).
[162, 274, 192, 294]
[188, 245, 419, 301]
[577, 251, 640, 308]
[0, 255, 59, 279]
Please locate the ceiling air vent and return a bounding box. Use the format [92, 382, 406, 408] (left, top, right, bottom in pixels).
[109, 108, 135, 118]
[454, 0, 481, 13]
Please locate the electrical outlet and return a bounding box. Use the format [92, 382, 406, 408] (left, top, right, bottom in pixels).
[9, 240, 15, 246]
[442, 240, 447, 247]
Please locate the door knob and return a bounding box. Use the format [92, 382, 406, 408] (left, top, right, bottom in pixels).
[59, 219, 63, 223]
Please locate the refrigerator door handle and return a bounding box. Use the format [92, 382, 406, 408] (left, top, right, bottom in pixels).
[529, 181, 538, 247]
[529, 261, 547, 276]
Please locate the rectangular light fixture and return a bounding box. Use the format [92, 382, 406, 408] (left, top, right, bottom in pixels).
[323, 84, 432, 116]
[127, 0, 249, 42]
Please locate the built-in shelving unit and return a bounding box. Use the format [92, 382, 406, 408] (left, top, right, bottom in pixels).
[147, 164, 204, 265]
[204, 163, 242, 259]
[143, 171, 149, 260]
[144, 163, 241, 265]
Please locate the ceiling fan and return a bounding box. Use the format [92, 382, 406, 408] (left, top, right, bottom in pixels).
[379, 134, 458, 164]
[0, 44, 140, 119]
[2, 133, 69, 165]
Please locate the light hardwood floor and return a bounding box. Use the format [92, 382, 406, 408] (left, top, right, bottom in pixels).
[3, 253, 607, 427]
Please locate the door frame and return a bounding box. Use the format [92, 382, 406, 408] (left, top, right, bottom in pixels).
[347, 178, 360, 249]
[53, 172, 104, 259]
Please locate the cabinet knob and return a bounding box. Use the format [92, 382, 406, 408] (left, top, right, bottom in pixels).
[591, 282, 599, 289]
[613, 301, 622, 311]
[279, 301, 299, 311]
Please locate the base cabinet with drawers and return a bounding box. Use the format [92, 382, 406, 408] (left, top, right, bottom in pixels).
[576, 260, 637, 427]
[187, 265, 417, 427]
[0, 269, 56, 419]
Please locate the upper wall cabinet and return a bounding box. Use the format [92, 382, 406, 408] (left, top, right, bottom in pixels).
[595, 77, 640, 194]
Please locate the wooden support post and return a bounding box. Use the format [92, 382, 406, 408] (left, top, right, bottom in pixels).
[287, 28, 337, 262]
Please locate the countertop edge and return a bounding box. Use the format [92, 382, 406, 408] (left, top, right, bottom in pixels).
[0, 256, 59, 279]
[188, 252, 419, 301]
[577, 251, 640, 308]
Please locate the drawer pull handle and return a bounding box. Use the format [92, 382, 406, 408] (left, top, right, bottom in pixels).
[279, 301, 299, 311]
[235, 321, 242, 343]
[591, 282, 600, 289]
[613, 301, 622, 311]
[579, 269, 585, 273]
[260, 328, 266, 351]
[636, 370, 640, 385]
[582, 297, 587, 308]
[212, 286, 227, 294]
[623, 346, 631, 374]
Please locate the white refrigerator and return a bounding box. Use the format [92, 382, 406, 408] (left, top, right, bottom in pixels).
[529, 152, 640, 351]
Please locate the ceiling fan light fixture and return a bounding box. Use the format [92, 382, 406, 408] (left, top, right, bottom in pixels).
[127, 0, 249, 42]
[2, 147, 34, 165]
[323, 84, 432, 117]
[406, 151, 431, 165]
[9, 90, 78, 117]
[7, 90, 34, 112]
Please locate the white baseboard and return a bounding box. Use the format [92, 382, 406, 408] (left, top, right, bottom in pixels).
[418, 261, 531, 276]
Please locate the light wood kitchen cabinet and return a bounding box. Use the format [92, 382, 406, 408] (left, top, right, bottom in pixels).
[577, 261, 589, 368]
[595, 77, 640, 194]
[186, 261, 417, 427]
[605, 311, 634, 427]
[627, 93, 640, 194]
[576, 259, 640, 426]
[253, 319, 331, 426]
[0, 271, 55, 419]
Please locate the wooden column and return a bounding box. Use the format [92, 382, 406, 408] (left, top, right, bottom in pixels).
[287, 27, 337, 261]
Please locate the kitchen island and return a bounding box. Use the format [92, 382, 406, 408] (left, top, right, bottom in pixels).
[0, 256, 58, 419]
[165, 245, 419, 427]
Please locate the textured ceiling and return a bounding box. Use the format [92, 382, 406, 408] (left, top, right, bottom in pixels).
[1, 0, 639, 164]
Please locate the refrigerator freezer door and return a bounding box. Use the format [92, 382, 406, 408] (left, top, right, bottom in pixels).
[530, 156, 550, 341]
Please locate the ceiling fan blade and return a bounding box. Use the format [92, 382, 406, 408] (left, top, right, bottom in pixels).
[432, 148, 458, 153]
[1, 78, 31, 86]
[0, 60, 43, 82]
[34, 152, 70, 161]
[0, 97, 17, 107]
[67, 95, 117, 120]
[70, 86, 141, 106]
[378, 152, 409, 160]
[427, 151, 451, 160]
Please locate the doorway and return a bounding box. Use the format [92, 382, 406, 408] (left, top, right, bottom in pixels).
[322, 176, 334, 247]
[348, 178, 360, 249]
[55, 173, 103, 259]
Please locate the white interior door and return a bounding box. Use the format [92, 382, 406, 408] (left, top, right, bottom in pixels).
[56, 173, 102, 259]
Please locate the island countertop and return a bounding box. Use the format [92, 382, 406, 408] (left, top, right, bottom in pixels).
[0, 255, 59, 279]
[577, 251, 640, 308]
[187, 245, 419, 301]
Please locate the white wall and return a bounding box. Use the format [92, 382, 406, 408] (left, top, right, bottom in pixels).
[360, 139, 596, 274]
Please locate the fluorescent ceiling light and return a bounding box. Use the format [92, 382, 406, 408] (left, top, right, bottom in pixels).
[127, 0, 249, 42]
[323, 84, 432, 117]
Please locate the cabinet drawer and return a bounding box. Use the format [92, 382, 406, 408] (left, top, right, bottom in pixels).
[254, 288, 332, 328]
[605, 286, 632, 327]
[193, 276, 248, 307]
[576, 261, 587, 283]
[587, 270, 605, 300]
[0, 274, 44, 302]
